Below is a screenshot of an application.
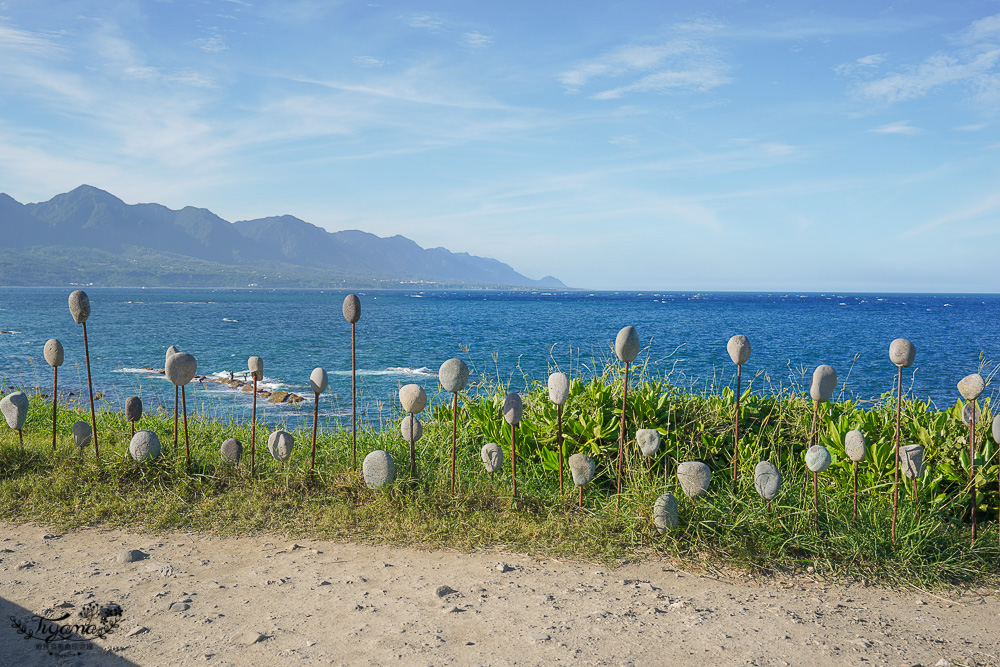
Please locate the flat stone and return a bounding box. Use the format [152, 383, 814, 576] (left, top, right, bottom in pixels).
[636, 429, 660, 457]
[168, 602, 189, 612]
[548, 372, 569, 406]
[129, 430, 161, 461]
[267, 430, 294, 462]
[889, 338, 916, 368]
[126, 626, 149, 637]
[309, 367, 328, 394]
[653, 493, 678, 533]
[43, 338, 64, 367]
[809, 365, 837, 403]
[993, 414, 1000, 444]
[957, 373, 985, 401]
[342, 294, 361, 324]
[68, 290, 91, 324]
[615, 326, 640, 363]
[840, 430, 865, 463]
[569, 453, 595, 486]
[398, 384, 427, 414]
[503, 392, 522, 425]
[899, 444, 924, 480]
[72, 420, 92, 449]
[677, 461, 711, 498]
[805, 445, 831, 473]
[0, 391, 29, 430]
[753, 461, 781, 500]
[234, 631, 266, 645]
[220, 437, 242, 463]
[962, 402, 978, 426]
[727, 334, 751, 366]
[481, 442, 503, 473]
[125, 396, 142, 423]
[439, 358, 470, 393]
[247, 356, 264, 381]
[362, 450, 395, 489]
[531, 633, 551, 641]
[165, 352, 197, 387]
[118, 549, 148, 563]
[400, 415, 422, 444]
[435, 585, 458, 598]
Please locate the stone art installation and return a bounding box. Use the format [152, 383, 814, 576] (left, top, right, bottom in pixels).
[845, 429, 866, 522]
[677, 461, 711, 500]
[568, 452, 595, 507]
[248, 355, 264, 475]
[220, 437, 242, 463]
[958, 372, 985, 542]
[808, 365, 837, 449]
[504, 392, 523, 498]
[129, 430, 161, 462]
[165, 351, 197, 465]
[889, 338, 916, 543]
[399, 383, 427, 477]
[0, 391, 29, 448]
[362, 450, 396, 489]
[125, 396, 142, 438]
[481, 442, 503, 483]
[727, 334, 751, 483]
[43, 338, 63, 451]
[69, 290, 98, 457]
[439, 358, 470, 492]
[400, 415, 423, 477]
[653, 492, 679, 533]
[805, 444, 832, 525]
[72, 420, 92, 451]
[343, 294, 361, 466]
[548, 371, 569, 495]
[995, 415, 1000, 546]
[614, 325, 639, 504]
[753, 461, 781, 509]
[309, 367, 328, 471]
[267, 430, 294, 464]
[899, 444, 925, 519]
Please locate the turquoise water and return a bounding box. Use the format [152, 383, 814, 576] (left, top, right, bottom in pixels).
[1, 288, 997, 428]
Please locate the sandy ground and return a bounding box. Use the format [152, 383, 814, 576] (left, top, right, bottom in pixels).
[1, 522, 997, 667]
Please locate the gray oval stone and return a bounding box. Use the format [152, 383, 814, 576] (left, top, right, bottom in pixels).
[439, 358, 470, 393]
[481, 442, 503, 473]
[1, 391, 29, 430]
[247, 356, 263, 381]
[845, 429, 866, 462]
[267, 430, 294, 462]
[342, 294, 361, 324]
[899, 444, 924, 480]
[653, 493, 679, 534]
[399, 384, 427, 414]
[125, 396, 143, 423]
[889, 338, 916, 368]
[636, 428, 660, 457]
[805, 445, 831, 473]
[72, 420, 92, 449]
[993, 414, 1000, 445]
[727, 334, 751, 366]
[68, 290, 90, 324]
[753, 461, 781, 500]
[614, 326, 640, 364]
[165, 352, 197, 387]
[309, 367, 328, 394]
[548, 372, 569, 406]
[400, 415, 423, 443]
[129, 430, 161, 461]
[165, 345, 181, 368]
[809, 365, 837, 403]
[43, 339, 64, 367]
[362, 450, 396, 488]
[568, 453, 595, 486]
[961, 402, 978, 426]
[502, 392, 522, 425]
[220, 437, 242, 463]
[957, 373, 985, 401]
[677, 461, 711, 498]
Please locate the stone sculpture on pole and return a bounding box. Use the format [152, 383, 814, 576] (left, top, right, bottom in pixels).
[43, 338, 64, 451]
[439, 358, 470, 492]
[957, 372, 985, 542]
[309, 367, 328, 472]
[727, 335, 751, 483]
[548, 372, 569, 494]
[614, 326, 639, 505]
[343, 294, 361, 466]
[69, 290, 98, 458]
[889, 338, 915, 543]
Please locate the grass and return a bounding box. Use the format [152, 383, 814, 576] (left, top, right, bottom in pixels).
[1, 369, 998, 591]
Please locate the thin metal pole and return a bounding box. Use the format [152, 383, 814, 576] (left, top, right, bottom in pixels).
[81, 321, 98, 458]
[174, 385, 179, 450]
[451, 392, 458, 492]
[616, 361, 630, 505]
[970, 402, 977, 542]
[409, 435, 416, 478]
[182, 385, 190, 466]
[51, 365, 58, 451]
[813, 471, 819, 529]
[351, 321, 357, 468]
[806, 400, 818, 492]
[18, 429, 23, 449]
[511, 422, 518, 499]
[578, 484, 582, 507]
[557, 404, 564, 496]
[852, 461, 858, 524]
[250, 378, 257, 476]
[131, 421, 135, 438]
[892, 365, 902, 543]
[311, 391, 319, 472]
[733, 364, 741, 484]
[913, 477, 920, 521]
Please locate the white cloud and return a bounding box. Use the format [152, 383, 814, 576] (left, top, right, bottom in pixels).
[857, 53, 887, 66]
[404, 14, 443, 30]
[955, 123, 987, 131]
[870, 120, 922, 135]
[462, 31, 492, 48]
[192, 35, 228, 53]
[353, 55, 387, 67]
[0, 21, 63, 56]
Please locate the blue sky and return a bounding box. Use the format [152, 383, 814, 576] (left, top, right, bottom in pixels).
[2, 1, 1000, 291]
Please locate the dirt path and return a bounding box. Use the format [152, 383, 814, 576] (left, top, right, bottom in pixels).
[1, 522, 996, 666]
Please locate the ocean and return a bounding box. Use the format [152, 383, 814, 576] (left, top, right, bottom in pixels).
[1, 288, 997, 429]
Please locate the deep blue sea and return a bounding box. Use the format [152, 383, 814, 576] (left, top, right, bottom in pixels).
[1, 288, 998, 429]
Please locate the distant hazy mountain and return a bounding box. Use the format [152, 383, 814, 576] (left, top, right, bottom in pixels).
[0, 185, 564, 288]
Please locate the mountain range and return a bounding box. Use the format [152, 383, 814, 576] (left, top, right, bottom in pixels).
[0, 185, 564, 289]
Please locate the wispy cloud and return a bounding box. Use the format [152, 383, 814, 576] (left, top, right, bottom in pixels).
[871, 120, 922, 135]
[902, 190, 1000, 237]
[0, 21, 63, 56]
[353, 55, 387, 67]
[404, 14, 443, 30]
[462, 31, 492, 48]
[192, 36, 228, 53]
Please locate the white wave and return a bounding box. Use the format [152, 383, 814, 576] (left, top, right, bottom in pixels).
[222, 318, 239, 322]
[113, 367, 161, 375]
[329, 366, 436, 377]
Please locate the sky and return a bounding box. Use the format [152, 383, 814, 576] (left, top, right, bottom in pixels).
[2, 1, 1000, 291]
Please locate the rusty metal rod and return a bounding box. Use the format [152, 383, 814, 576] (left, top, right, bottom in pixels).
[557, 404, 564, 496]
[511, 422, 518, 499]
[451, 391, 458, 492]
[250, 377, 257, 476]
[616, 361, 630, 506]
[182, 385, 190, 466]
[892, 365, 902, 544]
[970, 402, 978, 542]
[733, 363, 741, 484]
[351, 321, 357, 468]
[853, 460, 859, 524]
[813, 471, 819, 529]
[311, 390, 319, 472]
[81, 321, 98, 458]
[174, 385, 179, 451]
[51, 365, 58, 452]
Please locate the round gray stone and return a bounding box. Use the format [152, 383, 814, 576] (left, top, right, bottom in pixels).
[125, 396, 142, 423]
[889, 338, 916, 368]
[548, 372, 569, 406]
[502, 392, 522, 425]
[309, 367, 328, 394]
[727, 335, 751, 366]
[961, 402, 978, 426]
[400, 415, 423, 444]
[636, 428, 660, 458]
[118, 549, 148, 564]
[439, 358, 469, 393]
[805, 445, 831, 473]
[677, 461, 711, 499]
[43, 339, 64, 367]
[362, 450, 396, 489]
[165, 352, 197, 387]
[165, 345, 181, 367]
[753, 461, 781, 500]
[72, 420, 92, 449]
[247, 356, 264, 381]
[614, 326, 640, 364]
[1, 391, 29, 430]
[899, 444, 924, 480]
[129, 430, 161, 461]
[845, 429, 866, 462]
[993, 414, 1000, 445]
[653, 493, 679, 534]
[68, 290, 90, 324]
[267, 430, 294, 462]
[220, 437, 242, 463]
[809, 365, 837, 403]
[342, 294, 361, 324]
[957, 373, 985, 401]
[568, 453, 595, 486]
[399, 384, 427, 414]
[481, 442, 503, 473]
